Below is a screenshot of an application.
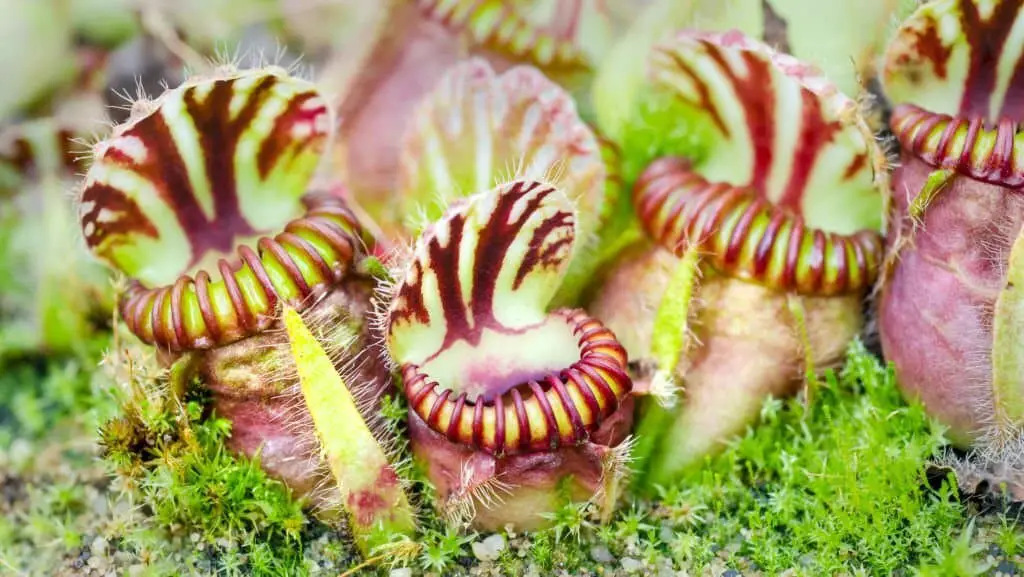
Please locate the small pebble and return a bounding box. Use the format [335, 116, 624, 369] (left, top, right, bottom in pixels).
[621, 557, 644, 573]
[997, 560, 1019, 576]
[128, 565, 146, 577]
[91, 536, 109, 557]
[590, 545, 615, 564]
[389, 569, 413, 577]
[471, 534, 506, 562]
[722, 570, 742, 577]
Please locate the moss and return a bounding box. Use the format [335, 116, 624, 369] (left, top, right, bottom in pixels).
[653, 340, 965, 574]
[0, 332, 110, 437]
[618, 88, 718, 187]
[5, 331, 1017, 575]
[97, 365, 359, 576]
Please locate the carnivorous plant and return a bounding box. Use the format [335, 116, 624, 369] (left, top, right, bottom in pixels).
[588, 30, 888, 490]
[76, 65, 413, 547]
[879, 0, 1024, 453]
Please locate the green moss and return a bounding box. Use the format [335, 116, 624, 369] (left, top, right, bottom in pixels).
[651, 340, 966, 574]
[618, 89, 718, 187]
[0, 340, 112, 445]
[6, 327, 1011, 575]
[99, 378, 358, 576]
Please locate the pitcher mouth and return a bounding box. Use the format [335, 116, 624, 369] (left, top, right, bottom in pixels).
[120, 192, 364, 351]
[633, 157, 883, 296]
[384, 178, 634, 457]
[890, 103, 1024, 189]
[401, 309, 630, 457]
[613, 30, 885, 296]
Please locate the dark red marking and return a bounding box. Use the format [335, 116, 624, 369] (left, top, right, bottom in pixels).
[57, 129, 81, 175]
[256, 93, 320, 178]
[467, 182, 550, 342]
[777, 90, 843, 209]
[392, 260, 431, 326]
[429, 213, 473, 346]
[346, 490, 389, 528]
[513, 209, 574, 289]
[908, 17, 953, 79]
[97, 75, 323, 275]
[842, 152, 868, 181]
[958, 0, 1024, 120]
[2, 135, 34, 177]
[721, 49, 777, 194]
[402, 181, 571, 360]
[127, 104, 248, 264]
[80, 183, 160, 248]
[661, 47, 728, 135]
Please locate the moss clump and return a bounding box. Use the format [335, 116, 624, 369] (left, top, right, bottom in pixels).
[653, 340, 965, 574]
[99, 363, 358, 576]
